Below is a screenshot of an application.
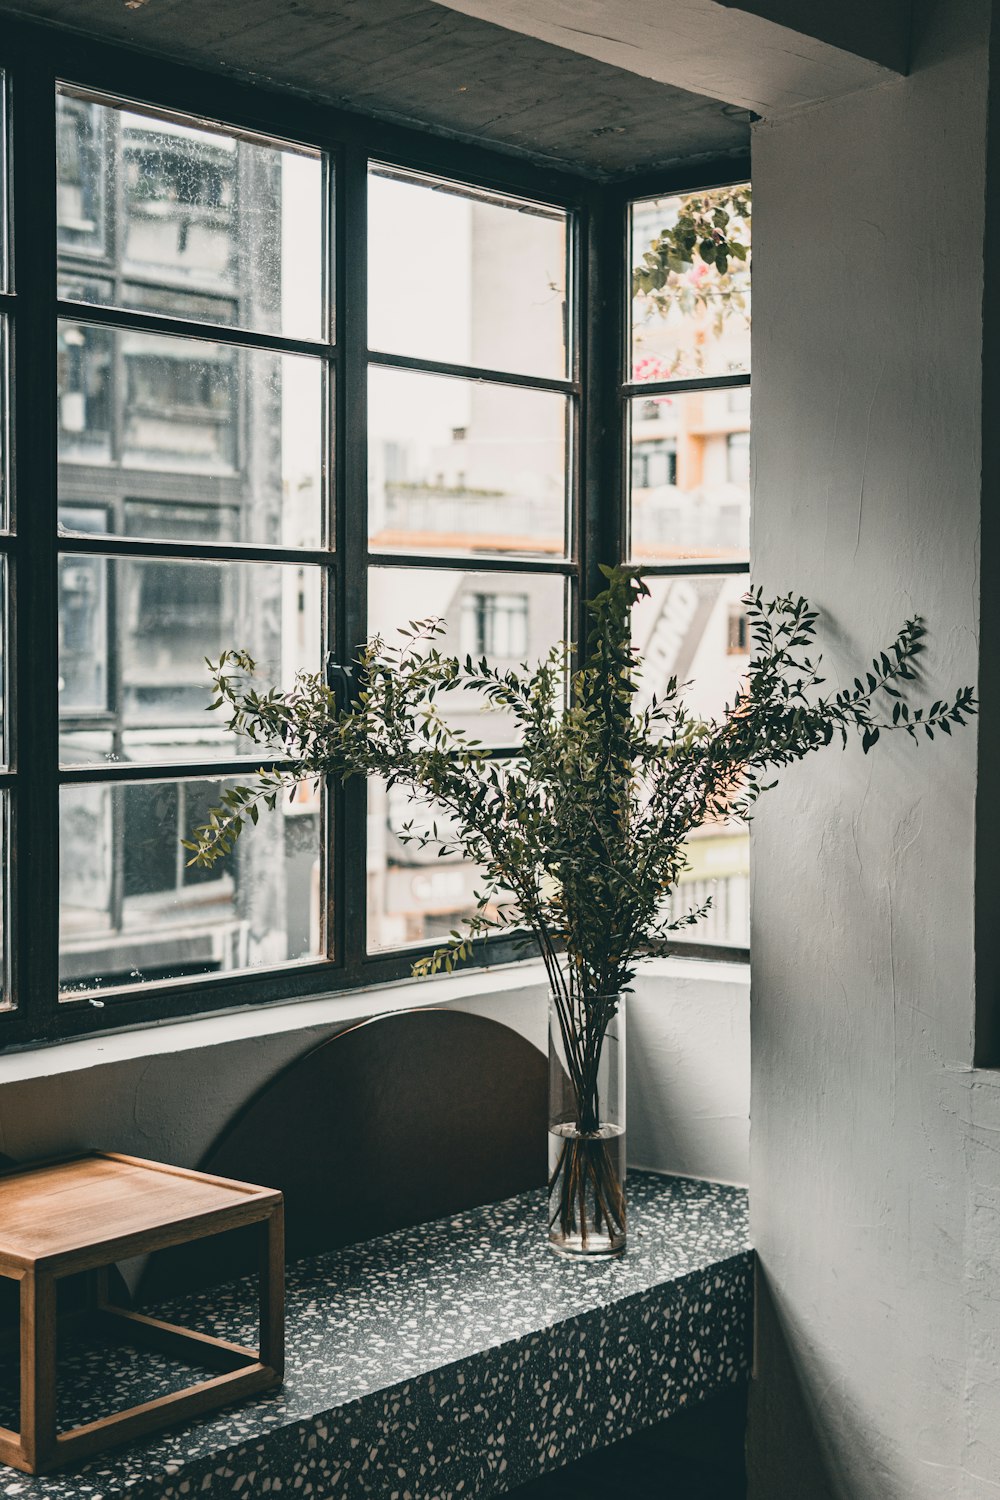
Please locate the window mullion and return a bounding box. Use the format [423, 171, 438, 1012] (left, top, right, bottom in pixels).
[11, 53, 60, 1037]
[580, 189, 627, 644]
[335, 142, 369, 973]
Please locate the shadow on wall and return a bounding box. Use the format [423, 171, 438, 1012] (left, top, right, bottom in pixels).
[140, 1007, 547, 1300]
[746, 1270, 838, 1500]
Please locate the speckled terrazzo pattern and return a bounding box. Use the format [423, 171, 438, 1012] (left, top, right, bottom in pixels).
[0, 1171, 751, 1499]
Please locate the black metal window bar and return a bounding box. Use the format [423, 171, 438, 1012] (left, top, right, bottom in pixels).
[0, 18, 749, 1049]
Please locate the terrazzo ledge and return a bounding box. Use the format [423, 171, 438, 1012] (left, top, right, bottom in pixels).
[0, 1170, 753, 1500]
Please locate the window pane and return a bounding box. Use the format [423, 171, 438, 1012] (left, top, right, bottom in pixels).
[369, 368, 567, 558]
[369, 567, 565, 745]
[59, 775, 322, 994]
[0, 560, 6, 768]
[368, 166, 567, 379]
[58, 322, 325, 548]
[630, 184, 750, 382]
[57, 88, 325, 342]
[632, 573, 749, 948]
[0, 319, 9, 532]
[0, 794, 7, 1010]
[0, 71, 9, 290]
[368, 776, 503, 954]
[629, 389, 750, 564]
[663, 825, 749, 948]
[59, 557, 321, 766]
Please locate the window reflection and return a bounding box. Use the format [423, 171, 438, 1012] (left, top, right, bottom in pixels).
[60, 777, 321, 993]
[58, 506, 108, 713]
[369, 367, 567, 558]
[368, 166, 567, 378]
[630, 560, 751, 947]
[58, 558, 320, 765]
[57, 95, 106, 256]
[58, 323, 323, 545]
[56, 88, 324, 340]
[56, 87, 329, 998]
[630, 185, 751, 382]
[629, 390, 750, 564]
[122, 333, 237, 472]
[122, 118, 237, 292]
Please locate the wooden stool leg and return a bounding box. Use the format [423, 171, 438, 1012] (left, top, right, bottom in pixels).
[258, 1205, 284, 1380]
[20, 1270, 56, 1473]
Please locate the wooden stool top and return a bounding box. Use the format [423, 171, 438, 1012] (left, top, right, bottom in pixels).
[0, 1152, 281, 1274]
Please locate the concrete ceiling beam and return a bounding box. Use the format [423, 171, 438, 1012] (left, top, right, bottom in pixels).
[428, 0, 911, 114]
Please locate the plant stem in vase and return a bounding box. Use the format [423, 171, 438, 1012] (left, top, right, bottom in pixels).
[548, 990, 626, 1257]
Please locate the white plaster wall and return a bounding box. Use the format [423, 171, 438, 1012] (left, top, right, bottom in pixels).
[0, 957, 749, 1187]
[629, 958, 750, 1185]
[749, 1, 996, 1494]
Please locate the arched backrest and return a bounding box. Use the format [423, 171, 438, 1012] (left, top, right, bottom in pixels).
[139, 1007, 546, 1301]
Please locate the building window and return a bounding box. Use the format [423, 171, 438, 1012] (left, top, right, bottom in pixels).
[0, 28, 747, 1046]
[727, 606, 749, 654]
[56, 94, 106, 256]
[460, 592, 530, 660]
[631, 440, 677, 491]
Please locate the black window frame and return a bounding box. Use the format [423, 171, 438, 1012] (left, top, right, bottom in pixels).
[0, 17, 750, 1050]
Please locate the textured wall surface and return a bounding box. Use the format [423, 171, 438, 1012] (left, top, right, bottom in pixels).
[748, 1, 999, 1494]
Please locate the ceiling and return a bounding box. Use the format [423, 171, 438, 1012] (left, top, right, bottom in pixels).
[0, 0, 750, 179]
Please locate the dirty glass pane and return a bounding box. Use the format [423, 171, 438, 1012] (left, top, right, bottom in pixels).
[59, 775, 322, 994]
[630, 183, 750, 382]
[369, 367, 567, 558]
[369, 165, 568, 378]
[57, 86, 325, 341]
[368, 566, 566, 745]
[57, 321, 325, 547]
[628, 387, 750, 564]
[58, 556, 321, 766]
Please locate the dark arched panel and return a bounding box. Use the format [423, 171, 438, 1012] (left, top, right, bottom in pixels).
[139, 1007, 546, 1302]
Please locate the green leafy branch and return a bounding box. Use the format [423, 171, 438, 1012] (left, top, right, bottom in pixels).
[185, 569, 974, 1018]
[632, 185, 751, 373]
[183, 567, 975, 1162]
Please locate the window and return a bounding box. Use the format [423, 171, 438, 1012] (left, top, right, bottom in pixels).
[460, 592, 530, 659]
[53, 85, 326, 1000]
[0, 20, 748, 1046]
[727, 605, 749, 654]
[628, 181, 751, 950]
[631, 439, 677, 492]
[366, 163, 571, 954]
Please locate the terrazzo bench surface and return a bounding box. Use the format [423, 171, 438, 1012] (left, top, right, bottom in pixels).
[0, 1170, 752, 1500]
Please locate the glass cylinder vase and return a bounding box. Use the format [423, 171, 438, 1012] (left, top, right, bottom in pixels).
[547, 990, 626, 1257]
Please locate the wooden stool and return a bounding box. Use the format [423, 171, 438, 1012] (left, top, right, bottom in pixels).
[0, 1151, 284, 1475]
